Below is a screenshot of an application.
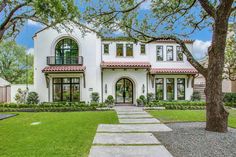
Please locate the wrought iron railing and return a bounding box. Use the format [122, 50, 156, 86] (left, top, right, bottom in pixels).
[47, 56, 83, 65]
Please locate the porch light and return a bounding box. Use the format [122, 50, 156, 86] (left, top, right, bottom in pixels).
[142, 84, 145, 93]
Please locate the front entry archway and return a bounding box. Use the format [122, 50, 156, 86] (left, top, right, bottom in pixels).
[115, 78, 133, 104]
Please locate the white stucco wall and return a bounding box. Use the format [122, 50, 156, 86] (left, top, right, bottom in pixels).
[102, 69, 148, 103]
[34, 26, 102, 102]
[34, 24, 195, 103]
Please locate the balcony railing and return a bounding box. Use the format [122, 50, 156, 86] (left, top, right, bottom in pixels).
[47, 56, 83, 65]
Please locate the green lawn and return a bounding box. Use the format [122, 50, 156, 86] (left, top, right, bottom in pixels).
[0, 111, 118, 157]
[148, 110, 236, 128]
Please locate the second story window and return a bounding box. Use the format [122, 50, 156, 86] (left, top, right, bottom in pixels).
[116, 44, 123, 56]
[55, 38, 78, 64]
[103, 44, 109, 54]
[176, 46, 183, 61]
[126, 44, 133, 56]
[140, 44, 146, 54]
[166, 46, 173, 61]
[156, 46, 163, 61]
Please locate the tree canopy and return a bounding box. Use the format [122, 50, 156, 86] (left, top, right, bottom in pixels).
[0, 41, 33, 84]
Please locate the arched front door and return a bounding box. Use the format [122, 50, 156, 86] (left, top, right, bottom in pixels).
[116, 78, 133, 104]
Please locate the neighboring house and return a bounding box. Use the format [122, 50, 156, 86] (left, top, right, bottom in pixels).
[0, 77, 11, 103]
[33, 26, 197, 104]
[194, 57, 236, 99]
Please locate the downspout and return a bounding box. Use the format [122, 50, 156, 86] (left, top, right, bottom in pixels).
[100, 40, 104, 103]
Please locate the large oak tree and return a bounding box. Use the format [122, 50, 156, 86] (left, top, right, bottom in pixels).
[82, 0, 236, 132]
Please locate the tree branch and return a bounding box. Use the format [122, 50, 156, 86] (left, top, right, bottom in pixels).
[0, 2, 28, 30]
[198, 0, 216, 18]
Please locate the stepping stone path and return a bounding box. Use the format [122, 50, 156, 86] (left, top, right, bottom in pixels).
[89, 106, 173, 157]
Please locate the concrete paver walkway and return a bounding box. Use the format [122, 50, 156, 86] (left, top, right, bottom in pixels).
[88, 106, 173, 157]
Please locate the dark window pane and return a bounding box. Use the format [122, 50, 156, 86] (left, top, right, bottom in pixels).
[72, 84, 80, 101]
[53, 84, 61, 101]
[126, 44, 133, 56]
[55, 38, 79, 64]
[116, 44, 123, 56]
[156, 78, 164, 100]
[72, 78, 80, 83]
[104, 44, 109, 54]
[166, 78, 174, 100]
[166, 46, 173, 61]
[177, 78, 185, 100]
[63, 78, 70, 83]
[53, 78, 61, 83]
[156, 46, 163, 61]
[140, 44, 146, 54]
[177, 46, 183, 61]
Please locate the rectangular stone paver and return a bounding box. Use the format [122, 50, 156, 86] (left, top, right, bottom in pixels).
[97, 124, 172, 132]
[89, 145, 173, 157]
[118, 114, 152, 119]
[119, 118, 160, 124]
[93, 133, 160, 144]
[117, 111, 149, 115]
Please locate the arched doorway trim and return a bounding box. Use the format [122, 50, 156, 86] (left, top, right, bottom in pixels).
[115, 78, 134, 104]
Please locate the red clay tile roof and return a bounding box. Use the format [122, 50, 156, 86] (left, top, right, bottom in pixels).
[42, 66, 86, 73]
[101, 61, 151, 69]
[150, 68, 198, 74]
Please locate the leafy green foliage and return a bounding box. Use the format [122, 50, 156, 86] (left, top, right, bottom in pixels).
[105, 95, 114, 107]
[0, 0, 80, 41]
[191, 91, 202, 101]
[224, 93, 236, 103]
[147, 93, 154, 104]
[224, 24, 236, 81]
[26, 92, 39, 104]
[91, 92, 99, 103]
[0, 41, 33, 84]
[14, 88, 28, 104]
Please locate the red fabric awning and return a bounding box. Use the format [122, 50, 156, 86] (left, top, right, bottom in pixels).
[42, 66, 86, 73]
[101, 61, 151, 69]
[150, 68, 198, 74]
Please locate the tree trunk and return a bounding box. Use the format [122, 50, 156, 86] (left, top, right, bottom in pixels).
[205, 15, 229, 132]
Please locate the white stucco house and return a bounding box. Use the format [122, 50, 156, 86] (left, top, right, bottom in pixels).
[33, 25, 198, 104]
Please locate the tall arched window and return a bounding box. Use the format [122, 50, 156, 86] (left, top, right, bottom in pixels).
[55, 38, 79, 64]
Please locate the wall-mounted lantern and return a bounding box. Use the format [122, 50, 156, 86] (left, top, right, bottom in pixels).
[142, 84, 145, 93]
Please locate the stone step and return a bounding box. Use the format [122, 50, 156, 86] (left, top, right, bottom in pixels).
[97, 124, 172, 133]
[117, 111, 148, 115]
[118, 114, 153, 119]
[93, 133, 160, 145]
[119, 118, 160, 124]
[89, 145, 173, 157]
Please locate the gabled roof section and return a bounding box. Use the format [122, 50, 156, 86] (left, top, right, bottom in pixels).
[0, 77, 10, 86]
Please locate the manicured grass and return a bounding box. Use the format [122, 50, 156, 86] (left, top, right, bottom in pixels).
[0, 111, 118, 157]
[148, 110, 236, 128]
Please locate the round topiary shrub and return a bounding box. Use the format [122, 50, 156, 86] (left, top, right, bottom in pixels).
[26, 92, 39, 104]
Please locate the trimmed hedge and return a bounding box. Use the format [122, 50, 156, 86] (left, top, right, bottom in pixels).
[146, 101, 206, 107]
[224, 93, 236, 103]
[0, 102, 109, 112]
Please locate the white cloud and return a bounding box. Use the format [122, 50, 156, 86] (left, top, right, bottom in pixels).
[27, 48, 34, 55]
[193, 40, 211, 60]
[27, 19, 42, 27]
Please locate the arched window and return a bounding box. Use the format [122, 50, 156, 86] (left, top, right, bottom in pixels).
[55, 38, 79, 64]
